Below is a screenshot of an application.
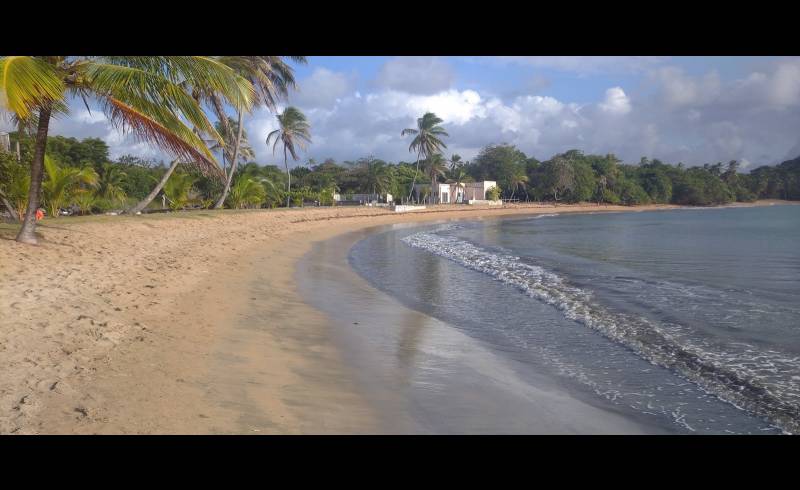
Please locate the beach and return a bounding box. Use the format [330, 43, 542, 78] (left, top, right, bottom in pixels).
[0, 200, 786, 434]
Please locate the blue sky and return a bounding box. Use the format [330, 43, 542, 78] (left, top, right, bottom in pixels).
[4, 56, 799, 170]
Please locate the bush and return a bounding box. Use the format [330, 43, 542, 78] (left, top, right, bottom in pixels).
[486, 186, 501, 201]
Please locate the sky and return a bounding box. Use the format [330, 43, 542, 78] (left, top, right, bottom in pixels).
[3, 56, 800, 171]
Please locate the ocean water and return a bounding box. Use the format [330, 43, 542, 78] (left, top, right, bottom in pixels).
[349, 204, 800, 434]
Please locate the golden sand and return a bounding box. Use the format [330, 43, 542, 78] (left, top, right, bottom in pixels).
[0, 201, 783, 434]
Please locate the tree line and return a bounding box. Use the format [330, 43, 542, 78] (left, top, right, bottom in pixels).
[3, 133, 799, 220]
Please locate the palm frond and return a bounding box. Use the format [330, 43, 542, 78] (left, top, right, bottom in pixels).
[102, 96, 223, 179]
[0, 56, 65, 119]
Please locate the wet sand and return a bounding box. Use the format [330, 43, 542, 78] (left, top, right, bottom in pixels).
[0, 201, 787, 434]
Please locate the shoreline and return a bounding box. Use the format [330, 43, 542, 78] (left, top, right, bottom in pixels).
[0, 199, 792, 434]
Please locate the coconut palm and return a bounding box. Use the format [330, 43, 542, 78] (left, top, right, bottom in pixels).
[359, 156, 394, 195]
[228, 176, 267, 209]
[401, 112, 448, 202]
[448, 153, 463, 172]
[422, 154, 448, 204]
[96, 163, 127, 203]
[446, 166, 472, 204]
[121, 57, 255, 215]
[73, 190, 98, 215]
[163, 172, 197, 211]
[508, 167, 529, 200]
[265, 106, 312, 207]
[0, 56, 244, 243]
[41, 155, 98, 218]
[210, 56, 306, 209]
[210, 116, 256, 168]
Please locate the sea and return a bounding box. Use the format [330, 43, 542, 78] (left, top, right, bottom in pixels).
[348, 204, 800, 434]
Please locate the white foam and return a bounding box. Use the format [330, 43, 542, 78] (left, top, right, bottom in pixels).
[402, 229, 800, 434]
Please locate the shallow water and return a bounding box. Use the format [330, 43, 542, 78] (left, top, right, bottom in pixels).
[349, 205, 800, 434]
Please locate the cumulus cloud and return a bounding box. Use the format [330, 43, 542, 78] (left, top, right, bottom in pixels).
[10, 58, 800, 169]
[374, 57, 454, 94]
[289, 67, 354, 109]
[599, 87, 631, 115]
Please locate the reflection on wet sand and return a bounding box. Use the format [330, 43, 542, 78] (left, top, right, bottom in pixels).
[297, 222, 661, 434]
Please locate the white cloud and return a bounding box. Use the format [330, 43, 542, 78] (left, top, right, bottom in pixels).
[599, 87, 631, 115]
[289, 67, 354, 110]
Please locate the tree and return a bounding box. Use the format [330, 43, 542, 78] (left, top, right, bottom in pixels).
[0, 56, 241, 242]
[508, 166, 529, 200]
[227, 176, 266, 209]
[95, 163, 127, 203]
[544, 156, 575, 203]
[211, 56, 306, 209]
[357, 156, 393, 195]
[446, 165, 472, 204]
[401, 112, 448, 202]
[163, 172, 197, 210]
[266, 106, 312, 207]
[448, 153, 463, 172]
[41, 155, 98, 217]
[423, 154, 448, 203]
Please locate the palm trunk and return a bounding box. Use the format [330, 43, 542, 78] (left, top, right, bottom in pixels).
[407, 149, 422, 202]
[16, 106, 51, 245]
[284, 148, 291, 208]
[1, 192, 18, 222]
[213, 110, 244, 209]
[431, 175, 437, 204]
[126, 159, 180, 214]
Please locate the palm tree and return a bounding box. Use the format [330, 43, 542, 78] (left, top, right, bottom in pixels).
[423, 154, 448, 204]
[359, 156, 393, 196]
[0, 56, 242, 243]
[122, 56, 255, 214]
[163, 172, 197, 211]
[446, 166, 472, 204]
[265, 106, 312, 208]
[508, 168, 529, 200]
[228, 176, 267, 209]
[41, 155, 98, 217]
[448, 153, 463, 172]
[96, 162, 127, 203]
[401, 112, 448, 202]
[210, 116, 256, 168]
[9, 113, 37, 162]
[210, 56, 307, 209]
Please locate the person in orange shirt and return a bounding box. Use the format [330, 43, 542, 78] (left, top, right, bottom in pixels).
[35, 208, 44, 221]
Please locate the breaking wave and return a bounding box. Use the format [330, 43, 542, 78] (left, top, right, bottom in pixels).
[402, 228, 800, 434]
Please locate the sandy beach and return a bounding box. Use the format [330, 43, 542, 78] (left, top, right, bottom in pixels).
[0, 200, 787, 434]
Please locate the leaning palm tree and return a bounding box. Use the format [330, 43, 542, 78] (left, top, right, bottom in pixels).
[401, 112, 448, 202]
[265, 106, 312, 208]
[210, 56, 307, 209]
[122, 56, 255, 214]
[0, 56, 240, 243]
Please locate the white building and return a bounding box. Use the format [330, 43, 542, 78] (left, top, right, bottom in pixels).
[413, 181, 496, 204]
